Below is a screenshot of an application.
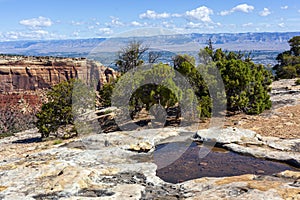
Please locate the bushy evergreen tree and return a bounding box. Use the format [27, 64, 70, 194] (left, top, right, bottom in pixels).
[273, 36, 300, 79]
[173, 48, 272, 115]
[36, 79, 75, 138]
[37, 41, 274, 138]
[36, 79, 95, 138]
[173, 54, 211, 118]
[102, 42, 273, 118]
[111, 63, 188, 120]
[211, 48, 272, 114]
[98, 79, 117, 107]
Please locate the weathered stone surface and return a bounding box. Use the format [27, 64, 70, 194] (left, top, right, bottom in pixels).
[182, 173, 299, 200]
[0, 127, 299, 199]
[195, 127, 263, 144]
[195, 127, 300, 168]
[270, 78, 300, 108]
[129, 142, 153, 153]
[0, 55, 118, 135]
[224, 142, 300, 168]
[0, 55, 118, 92]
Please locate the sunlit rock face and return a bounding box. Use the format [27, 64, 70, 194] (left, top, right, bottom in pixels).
[0, 55, 117, 92]
[0, 55, 118, 134]
[0, 127, 299, 199]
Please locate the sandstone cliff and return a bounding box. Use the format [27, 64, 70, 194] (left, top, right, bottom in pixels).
[0, 55, 118, 134]
[0, 55, 117, 92]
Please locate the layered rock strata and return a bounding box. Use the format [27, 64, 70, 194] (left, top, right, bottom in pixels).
[0, 127, 299, 199]
[0, 55, 117, 92]
[0, 55, 118, 134]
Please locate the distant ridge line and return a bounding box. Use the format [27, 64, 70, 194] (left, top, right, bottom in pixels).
[0, 32, 299, 56]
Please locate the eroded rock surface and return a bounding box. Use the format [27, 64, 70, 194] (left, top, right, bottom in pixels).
[0, 127, 299, 199]
[0, 55, 118, 134]
[0, 55, 117, 92]
[270, 78, 300, 108]
[195, 127, 300, 168]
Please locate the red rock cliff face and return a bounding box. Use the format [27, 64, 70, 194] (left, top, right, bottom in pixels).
[0, 55, 117, 92]
[0, 55, 118, 134]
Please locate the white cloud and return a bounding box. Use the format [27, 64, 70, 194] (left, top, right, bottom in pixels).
[186, 22, 203, 28]
[33, 30, 49, 35]
[131, 21, 143, 26]
[185, 21, 218, 30]
[139, 10, 170, 19]
[215, 22, 222, 27]
[242, 22, 253, 27]
[171, 13, 182, 17]
[1, 29, 51, 41]
[71, 21, 84, 26]
[4, 31, 19, 40]
[73, 31, 80, 37]
[138, 7, 213, 24]
[111, 17, 124, 26]
[162, 21, 175, 28]
[281, 5, 288, 10]
[88, 26, 95, 30]
[105, 17, 124, 27]
[220, 4, 254, 16]
[185, 6, 213, 22]
[130, 21, 149, 27]
[19, 16, 53, 28]
[233, 4, 254, 13]
[220, 10, 230, 16]
[98, 27, 113, 35]
[278, 23, 285, 28]
[259, 8, 271, 16]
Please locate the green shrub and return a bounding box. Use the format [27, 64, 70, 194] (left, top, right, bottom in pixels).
[206, 48, 272, 115]
[52, 139, 63, 145]
[98, 81, 115, 107]
[103, 45, 272, 117]
[0, 132, 14, 139]
[273, 36, 300, 79]
[35, 79, 76, 138]
[36, 78, 97, 138]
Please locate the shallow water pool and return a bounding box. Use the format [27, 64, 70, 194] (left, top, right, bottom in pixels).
[154, 141, 299, 183]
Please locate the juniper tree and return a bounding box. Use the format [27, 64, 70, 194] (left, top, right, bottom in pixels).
[273, 36, 300, 79]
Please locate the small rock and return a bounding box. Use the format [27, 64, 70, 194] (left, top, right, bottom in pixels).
[199, 162, 208, 166]
[284, 122, 294, 126]
[104, 140, 110, 147]
[129, 142, 152, 153]
[255, 170, 265, 174]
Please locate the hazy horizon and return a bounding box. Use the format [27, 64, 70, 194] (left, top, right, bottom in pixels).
[0, 0, 299, 42]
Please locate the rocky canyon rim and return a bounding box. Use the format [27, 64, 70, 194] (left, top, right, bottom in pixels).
[0, 78, 299, 199]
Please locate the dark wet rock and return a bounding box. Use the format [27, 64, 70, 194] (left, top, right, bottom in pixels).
[77, 189, 114, 197]
[33, 191, 71, 200]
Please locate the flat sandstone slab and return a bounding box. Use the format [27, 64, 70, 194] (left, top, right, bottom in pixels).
[0, 127, 299, 199]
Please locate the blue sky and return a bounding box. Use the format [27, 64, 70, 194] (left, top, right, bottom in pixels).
[0, 0, 299, 41]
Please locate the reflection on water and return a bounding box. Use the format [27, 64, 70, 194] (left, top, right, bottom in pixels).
[154, 142, 299, 183]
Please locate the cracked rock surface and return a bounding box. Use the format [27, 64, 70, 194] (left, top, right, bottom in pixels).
[0, 126, 299, 199]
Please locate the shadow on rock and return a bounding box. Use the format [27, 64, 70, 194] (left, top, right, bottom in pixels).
[12, 137, 42, 144]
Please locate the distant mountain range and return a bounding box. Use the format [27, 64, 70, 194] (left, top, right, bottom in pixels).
[0, 32, 298, 56]
[0, 32, 299, 68]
